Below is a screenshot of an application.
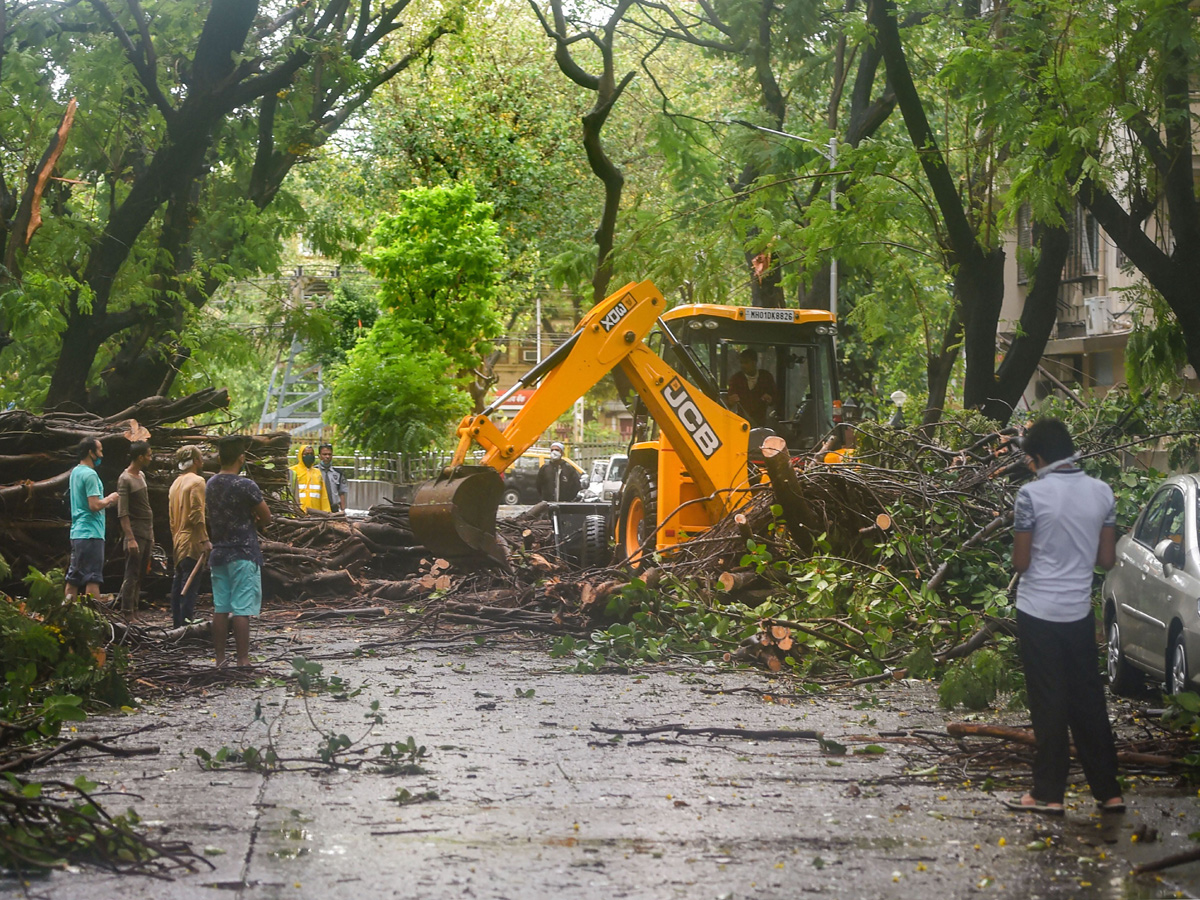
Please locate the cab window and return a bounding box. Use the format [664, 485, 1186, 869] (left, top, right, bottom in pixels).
[1135, 488, 1181, 548]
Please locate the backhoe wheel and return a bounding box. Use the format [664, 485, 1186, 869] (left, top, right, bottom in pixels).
[617, 465, 657, 568]
[579, 514, 611, 568]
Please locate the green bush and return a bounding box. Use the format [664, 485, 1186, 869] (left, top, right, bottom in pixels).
[0, 568, 130, 741]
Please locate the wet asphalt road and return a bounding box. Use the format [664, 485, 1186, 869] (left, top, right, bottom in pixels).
[5, 621, 1200, 900]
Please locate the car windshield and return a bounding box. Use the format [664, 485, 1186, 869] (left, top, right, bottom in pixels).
[609, 457, 627, 480]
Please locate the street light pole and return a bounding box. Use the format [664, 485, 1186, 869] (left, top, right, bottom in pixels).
[828, 135, 838, 323]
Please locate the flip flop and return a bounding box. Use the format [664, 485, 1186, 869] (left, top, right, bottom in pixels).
[1002, 795, 1065, 817]
[1097, 799, 1126, 814]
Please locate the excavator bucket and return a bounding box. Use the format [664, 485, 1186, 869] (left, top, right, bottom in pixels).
[409, 465, 506, 562]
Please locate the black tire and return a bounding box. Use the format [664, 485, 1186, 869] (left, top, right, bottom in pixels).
[579, 514, 611, 568]
[502, 488, 521, 506]
[1106, 616, 1144, 697]
[617, 464, 657, 568]
[1168, 631, 1190, 695]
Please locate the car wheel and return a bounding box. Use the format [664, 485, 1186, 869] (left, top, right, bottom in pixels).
[1106, 617, 1143, 696]
[1168, 633, 1190, 695]
[579, 514, 611, 568]
[502, 488, 521, 506]
[616, 465, 657, 569]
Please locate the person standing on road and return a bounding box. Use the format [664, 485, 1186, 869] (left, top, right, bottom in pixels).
[168, 445, 211, 628]
[207, 436, 271, 668]
[536, 442, 581, 502]
[289, 444, 330, 512]
[318, 443, 349, 513]
[65, 438, 119, 601]
[117, 441, 155, 617]
[1006, 418, 1124, 816]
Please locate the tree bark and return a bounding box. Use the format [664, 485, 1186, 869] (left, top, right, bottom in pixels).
[535, 0, 636, 305]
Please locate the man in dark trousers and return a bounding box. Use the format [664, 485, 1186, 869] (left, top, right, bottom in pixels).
[1006, 418, 1124, 816]
[536, 442, 581, 502]
[117, 441, 155, 617]
[169, 445, 210, 627]
[318, 443, 349, 513]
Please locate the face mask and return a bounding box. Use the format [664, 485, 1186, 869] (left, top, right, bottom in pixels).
[302, 452, 315, 467]
[550, 449, 562, 460]
[93, 455, 102, 468]
[319, 459, 332, 470]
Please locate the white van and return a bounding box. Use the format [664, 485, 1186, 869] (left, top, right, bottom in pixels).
[580, 453, 627, 502]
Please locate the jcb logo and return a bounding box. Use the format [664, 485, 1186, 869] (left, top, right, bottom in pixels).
[662, 378, 722, 459]
[600, 298, 632, 333]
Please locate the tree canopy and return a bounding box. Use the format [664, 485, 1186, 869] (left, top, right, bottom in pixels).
[329, 182, 503, 450]
[4, 0, 1200, 433]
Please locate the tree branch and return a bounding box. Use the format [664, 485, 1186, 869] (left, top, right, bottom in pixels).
[88, 0, 174, 121]
[867, 0, 975, 259]
[3, 98, 76, 276]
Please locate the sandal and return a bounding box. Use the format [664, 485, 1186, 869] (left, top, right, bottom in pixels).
[1002, 794, 1065, 817]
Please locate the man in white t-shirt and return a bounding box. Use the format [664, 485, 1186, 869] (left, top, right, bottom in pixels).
[1006, 418, 1124, 816]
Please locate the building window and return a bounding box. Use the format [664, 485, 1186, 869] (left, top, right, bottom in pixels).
[1065, 203, 1100, 280]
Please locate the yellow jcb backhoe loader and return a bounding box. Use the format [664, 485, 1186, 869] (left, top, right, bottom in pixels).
[410, 280, 841, 564]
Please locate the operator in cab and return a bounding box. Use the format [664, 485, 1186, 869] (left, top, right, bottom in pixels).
[537, 442, 582, 502]
[727, 348, 777, 426]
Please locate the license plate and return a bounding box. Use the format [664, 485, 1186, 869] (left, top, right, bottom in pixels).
[744, 308, 795, 323]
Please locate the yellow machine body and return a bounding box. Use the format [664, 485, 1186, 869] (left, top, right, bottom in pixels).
[409, 280, 839, 562]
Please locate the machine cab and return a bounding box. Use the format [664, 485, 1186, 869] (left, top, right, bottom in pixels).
[659, 305, 840, 451]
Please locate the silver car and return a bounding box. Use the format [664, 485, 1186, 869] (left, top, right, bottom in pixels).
[1102, 474, 1200, 695]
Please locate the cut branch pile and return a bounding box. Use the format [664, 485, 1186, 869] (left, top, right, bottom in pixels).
[0, 390, 290, 591]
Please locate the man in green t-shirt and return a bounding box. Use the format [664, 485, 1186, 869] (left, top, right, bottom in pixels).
[66, 438, 118, 600]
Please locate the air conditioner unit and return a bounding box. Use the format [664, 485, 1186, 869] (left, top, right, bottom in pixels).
[1085, 296, 1111, 336]
[522, 349, 539, 363]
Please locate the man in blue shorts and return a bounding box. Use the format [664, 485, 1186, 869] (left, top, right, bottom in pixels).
[207, 436, 271, 668]
[66, 438, 118, 601]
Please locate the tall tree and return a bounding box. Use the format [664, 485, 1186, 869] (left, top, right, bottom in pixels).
[865, 0, 1069, 422]
[531, 0, 637, 305]
[330, 182, 503, 450]
[0, 0, 462, 412]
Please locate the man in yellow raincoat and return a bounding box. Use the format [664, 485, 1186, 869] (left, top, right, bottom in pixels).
[289, 444, 331, 512]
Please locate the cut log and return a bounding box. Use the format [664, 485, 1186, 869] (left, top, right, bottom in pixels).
[718, 570, 760, 592]
[734, 513, 754, 543]
[759, 435, 810, 546]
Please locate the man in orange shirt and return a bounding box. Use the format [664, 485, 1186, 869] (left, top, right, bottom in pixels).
[169, 445, 211, 627]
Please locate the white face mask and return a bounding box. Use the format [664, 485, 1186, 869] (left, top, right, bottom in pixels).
[550, 449, 562, 460]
